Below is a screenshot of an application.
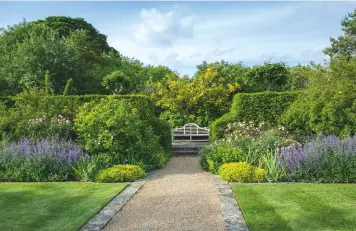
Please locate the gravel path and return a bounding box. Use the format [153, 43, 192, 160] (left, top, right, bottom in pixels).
[104, 155, 225, 231]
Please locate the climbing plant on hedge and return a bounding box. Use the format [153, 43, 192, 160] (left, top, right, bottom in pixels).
[211, 91, 300, 141]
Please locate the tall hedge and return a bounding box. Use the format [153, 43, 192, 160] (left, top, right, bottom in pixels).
[211, 91, 300, 141]
[0, 94, 171, 152]
[10, 94, 155, 120]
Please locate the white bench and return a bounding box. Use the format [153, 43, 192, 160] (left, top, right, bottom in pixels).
[172, 123, 210, 153]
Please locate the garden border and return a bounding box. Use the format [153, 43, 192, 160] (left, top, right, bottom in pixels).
[215, 175, 249, 231]
[79, 179, 146, 231]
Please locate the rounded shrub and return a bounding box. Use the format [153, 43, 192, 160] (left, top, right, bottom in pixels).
[199, 144, 243, 174]
[74, 98, 162, 166]
[146, 152, 169, 170]
[218, 162, 266, 182]
[96, 164, 146, 183]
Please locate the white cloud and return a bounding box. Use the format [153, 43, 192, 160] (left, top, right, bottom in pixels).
[132, 8, 195, 47]
[106, 3, 348, 76]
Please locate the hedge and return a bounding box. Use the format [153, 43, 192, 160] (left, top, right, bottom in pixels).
[8, 94, 156, 120]
[0, 94, 171, 152]
[210, 91, 301, 141]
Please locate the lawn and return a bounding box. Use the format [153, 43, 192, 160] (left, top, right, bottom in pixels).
[0, 182, 127, 231]
[233, 183, 356, 231]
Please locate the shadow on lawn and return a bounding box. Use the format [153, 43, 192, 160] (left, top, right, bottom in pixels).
[0, 187, 93, 231]
[236, 185, 355, 231]
[292, 190, 353, 230]
[237, 188, 294, 231]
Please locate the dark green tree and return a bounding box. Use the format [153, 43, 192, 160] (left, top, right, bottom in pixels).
[324, 10, 356, 58]
[244, 62, 289, 92]
[0, 22, 77, 95]
[35, 16, 113, 53]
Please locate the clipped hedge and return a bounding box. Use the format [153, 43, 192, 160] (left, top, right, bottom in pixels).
[211, 91, 300, 141]
[0, 94, 171, 152]
[11, 94, 155, 120]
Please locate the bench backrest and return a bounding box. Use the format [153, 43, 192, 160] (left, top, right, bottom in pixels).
[172, 123, 210, 142]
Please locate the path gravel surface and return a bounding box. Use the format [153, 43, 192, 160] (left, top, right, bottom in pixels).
[104, 155, 225, 231]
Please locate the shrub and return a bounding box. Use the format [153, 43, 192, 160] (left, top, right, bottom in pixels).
[0, 138, 85, 182]
[96, 164, 146, 183]
[279, 135, 356, 182]
[0, 101, 10, 140]
[211, 91, 300, 141]
[22, 114, 73, 140]
[199, 143, 243, 174]
[147, 152, 169, 170]
[74, 98, 163, 168]
[72, 154, 114, 181]
[218, 162, 266, 182]
[222, 121, 268, 142]
[149, 118, 172, 153]
[0, 94, 157, 141]
[281, 59, 356, 138]
[227, 128, 296, 165]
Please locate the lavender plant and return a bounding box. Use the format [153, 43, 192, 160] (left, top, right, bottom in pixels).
[279, 135, 356, 182]
[0, 138, 85, 182]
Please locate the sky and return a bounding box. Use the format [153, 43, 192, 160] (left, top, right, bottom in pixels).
[0, 1, 355, 76]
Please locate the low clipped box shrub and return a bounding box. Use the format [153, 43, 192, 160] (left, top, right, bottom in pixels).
[211, 91, 300, 141]
[96, 165, 146, 183]
[218, 162, 266, 182]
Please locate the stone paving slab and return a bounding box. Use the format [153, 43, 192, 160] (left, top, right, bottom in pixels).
[80, 180, 146, 231]
[215, 176, 249, 231]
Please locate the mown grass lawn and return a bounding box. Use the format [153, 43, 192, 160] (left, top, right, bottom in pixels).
[233, 183, 356, 231]
[0, 182, 127, 231]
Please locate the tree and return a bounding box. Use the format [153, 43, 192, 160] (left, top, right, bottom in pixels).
[63, 29, 106, 94]
[0, 22, 77, 95]
[244, 61, 289, 92]
[0, 18, 119, 95]
[150, 65, 242, 127]
[282, 57, 356, 138]
[144, 65, 174, 83]
[285, 62, 326, 91]
[324, 10, 356, 58]
[102, 57, 147, 94]
[35, 16, 113, 53]
[194, 60, 247, 86]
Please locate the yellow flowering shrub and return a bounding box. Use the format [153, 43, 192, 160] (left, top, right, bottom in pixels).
[96, 164, 146, 183]
[218, 162, 266, 183]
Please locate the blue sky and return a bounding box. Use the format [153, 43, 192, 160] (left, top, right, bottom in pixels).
[1, 1, 355, 76]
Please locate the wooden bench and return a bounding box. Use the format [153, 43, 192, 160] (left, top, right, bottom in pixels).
[172, 123, 210, 154]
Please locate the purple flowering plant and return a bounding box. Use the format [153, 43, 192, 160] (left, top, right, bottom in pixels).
[278, 135, 356, 182]
[0, 138, 86, 182]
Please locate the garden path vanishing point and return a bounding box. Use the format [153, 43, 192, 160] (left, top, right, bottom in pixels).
[104, 155, 225, 231]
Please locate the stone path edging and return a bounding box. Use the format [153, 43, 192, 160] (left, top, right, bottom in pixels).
[80, 179, 146, 231]
[215, 176, 249, 231]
